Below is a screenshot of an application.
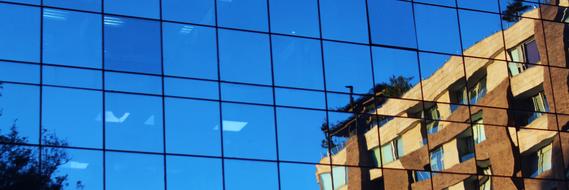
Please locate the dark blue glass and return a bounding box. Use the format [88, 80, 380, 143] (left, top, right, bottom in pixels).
[43, 66, 102, 89]
[415, 4, 462, 55]
[162, 0, 215, 25]
[269, 0, 319, 37]
[106, 152, 164, 190]
[457, 0, 499, 13]
[44, 0, 102, 12]
[280, 163, 326, 190]
[42, 87, 102, 148]
[105, 93, 163, 152]
[105, 72, 162, 95]
[0, 84, 39, 144]
[2, 0, 39, 5]
[0, 3, 39, 62]
[222, 103, 276, 160]
[221, 83, 274, 105]
[104, 16, 161, 74]
[167, 156, 223, 190]
[372, 47, 421, 98]
[275, 88, 326, 109]
[277, 108, 328, 163]
[218, 29, 272, 85]
[415, 0, 456, 7]
[104, 0, 159, 19]
[165, 98, 221, 156]
[47, 148, 103, 190]
[217, 0, 268, 32]
[163, 23, 218, 80]
[224, 159, 279, 189]
[43, 9, 102, 68]
[369, 0, 417, 48]
[323, 41, 374, 94]
[272, 35, 324, 90]
[164, 78, 219, 100]
[319, 0, 369, 43]
[0, 61, 39, 84]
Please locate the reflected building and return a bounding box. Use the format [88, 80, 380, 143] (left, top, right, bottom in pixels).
[316, 1, 569, 190]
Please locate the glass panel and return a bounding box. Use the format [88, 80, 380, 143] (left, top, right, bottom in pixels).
[372, 47, 420, 99]
[217, 0, 268, 32]
[164, 77, 219, 100]
[104, 16, 161, 74]
[162, 0, 215, 25]
[222, 103, 276, 160]
[332, 166, 347, 188]
[419, 52, 467, 103]
[165, 98, 220, 156]
[320, 173, 333, 190]
[43, 66, 102, 89]
[105, 93, 163, 152]
[163, 23, 217, 80]
[2, 0, 39, 5]
[457, 0, 499, 12]
[0, 61, 39, 84]
[105, 72, 162, 95]
[319, 0, 369, 43]
[43, 9, 102, 68]
[44, 0, 101, 12]
[104, 0, 159, 19]
[42, 87, 102, 148]
[369, 0, 417, 48]
[218, 29, 272, 85]
[0, 4, 39, 62]
[525, 40, 541, 64]
[415, 4, 461, 55]
[166, 156, 222, 190]
[221, 83, 273, 105]
[269, 0, 319, 37]
[0, 84, 39, 144]
[381, 143, 395, 164]
[459, 10, 504, 59]
[323, 41, 373, 94]
[272, 35, 324, 90]
[47, 148, 103, 190]
[275, 88, 326, 110]
[105, 152, 164, 190]
[224, 159, 278, 190]
[415, 0, 455, 6]
[430, 147, 444, 172]
[277, 107, 328, 163]
[280, 163, 327, 190]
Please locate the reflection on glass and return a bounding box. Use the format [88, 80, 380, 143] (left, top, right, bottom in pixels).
[319, 0, 368, 43]
[415, 4, 461, 55]
[272, 35, 324, 90]
[43, 66, 102, 89]
[221, 83, 274, 105]
[104, 0, 159, 19]
[217, 0, 268, 32]
[269, 0, 319, 37]
[105, 72, 162, 95]
[106, 152, 164, 190]
[323, 41, 373, 94]
[459, 10, 504, 59]
[164, 77, 219, 100]
[224, 159, 278, 190]
[0, 61, 39, 84]
[372, 47, 420, 98]
[162, 0, 215, 25]
[275, 88, 326, 109]
[0, 84, 39, 144]
[44, 0, 101, 12]
[280, 163, 326, 190]
[0, 4, 39, 62]
[167, 156, 222, 190]
[48, 148, 103, 190]
[369, 0, 417, 48]
[277, 107, 328, 163]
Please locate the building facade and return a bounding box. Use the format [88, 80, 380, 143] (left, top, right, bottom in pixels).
[0, 0, 568, 190]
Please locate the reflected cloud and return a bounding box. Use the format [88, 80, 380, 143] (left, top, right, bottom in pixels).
[43, 9, 67, 21]
[214, 120, 248, 132]
[104, 16, 124, 26]
[96, 111, 130, 123]
[62, 161, 89, 170]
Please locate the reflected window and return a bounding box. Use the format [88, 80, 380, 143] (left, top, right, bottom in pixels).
[217, 0, 268, 32]
[468, 77, 487, 105]
[425, 106, 441, 134]
[104, 16, 161, 74]
[381, 136, 403, 165]
[0, 4, 39, 62]
[457, 130, 475, 162]
[42, 87, 102, 148]
[523, 143, 553, 177]
[165, 98, 221, 156]
[224, 159, 278, 189]
[368, 0, 416, 48]
[272, 35, 324, 90]
[218, 30, 271, 85]
[0, 84, 39, 144]
[415, 4, 461, 55]
[105, 93, 163, 152]
[319, 173, 333, 190]
[104, 0, 159, 18]
[162, 0, 215, 25]
[413, 170, 432, 182]
[332, 166, 347, 189]
[163, 23, 217, 80]
[508, 38, 540, 76]
[471, 113, 486, 144]
[0, 61, 39, 84]
[43, 9, 102, 68]
[277, 108, 328, 163]
[319, 0, 368, 43]
[430, 147, 444, 172]
[323, 42, 373, 94]
[106, 152, 164, 190]
[222, 103, 276, 160]
[269, 0, 319, 37]
[47, 148, 103, 190]
[44, 0, 101, 12]
[167, 156, 222, 190]
[530, 92, 549, 119]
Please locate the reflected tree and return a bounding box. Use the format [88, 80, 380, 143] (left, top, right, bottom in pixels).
[502, 0, 531, 22]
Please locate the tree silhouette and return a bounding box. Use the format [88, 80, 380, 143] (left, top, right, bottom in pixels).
[502, 0, 532, 22]
[0, 82, 75, 190]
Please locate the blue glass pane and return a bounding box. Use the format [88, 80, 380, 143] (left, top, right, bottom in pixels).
[43, 9, 102, 68]
[320, 0, 368, 43]
[415, 0, 455, 7]
[44, 0, 102, 12]
[218, 30, 271, 85]
[167, 156, 223, 190]
[0, 61, 39, 84]
[323, 41, 374, 94]
[2, 0, 39, 4]
[105, 93, 163, 152]
[459, 10, 503, 58]
[48, 149, 103, 190]
[369, 0, 417, 48]
[217, 0, 268, 32]
[415, 4, 462, 55]
[104, 16, 161, 74]
[163, 0, 215, 25]
[280, 163, 324, 190]
[269, 0, 319, 37]
[104, 0, 159, 19]
[165, 98, 221, 156]
[457, 0, 499, 13]
[372, 47, 421, 98]
[275, 88, 326, 110]
[163, 23, 217, 80]
[272, 35, 324, 90]
[222, 103, 276, 160]
[0, 84, 39, 144]
[221, 83, 273, 105]
[43, 66, 102, 89]
[106, 152, 164, 190]
[277, 108, 328, 163]
[224, 159, 279, 190]
[164, 78, 219, 100]
[0, 4, 39, 62]
[42, 87, 102, 148]
[105, 72, 162, 95]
